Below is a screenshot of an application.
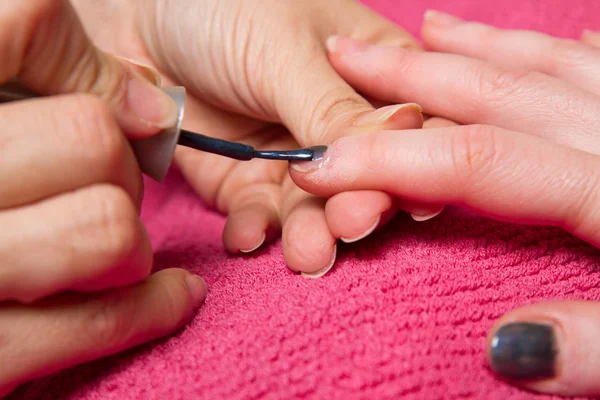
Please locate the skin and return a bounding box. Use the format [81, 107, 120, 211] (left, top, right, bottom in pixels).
[69, 0, 436, 277]
[0, 1, 207, 396]
[289, 11, 600, 397]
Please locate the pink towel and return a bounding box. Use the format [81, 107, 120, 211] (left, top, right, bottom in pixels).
[12, 1, 600, 399]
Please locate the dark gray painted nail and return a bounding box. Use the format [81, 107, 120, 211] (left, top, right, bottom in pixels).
[490, 322, 556, 379]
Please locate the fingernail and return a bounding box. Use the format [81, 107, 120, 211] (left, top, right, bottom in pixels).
[289, 146, 330, 173]
[490, 322, 557, 379]
[326, 35, 370, 54]
[185, 275, 208, 308]
[127, 72, 178, 129]
[240, 232, 266, 253]
[424, 10, 463, 27]
[301, 245, 337, 279]
[341, 215, 381, 243]
[410, 205, 445, 222]
[117, 56, 162, 86]
[354, 103, 422, 127]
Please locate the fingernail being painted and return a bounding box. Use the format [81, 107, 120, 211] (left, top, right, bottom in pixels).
[290, 146, 330, 173]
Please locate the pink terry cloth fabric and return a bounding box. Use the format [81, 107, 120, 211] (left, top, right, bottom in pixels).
[10, 0, 600, 399]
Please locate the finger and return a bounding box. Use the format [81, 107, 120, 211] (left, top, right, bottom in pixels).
[581, 30, 600, 48]
[172, 96, 281, 254]
[0, 268, 207, 396]
[0, 184, 152, 303]
[0, 0, 176, 137]
[289, 125, 600, 249]
[324, 191, 397, 243]
[327, 36, 600, 154]
[486, 300, 600, 396]
[0, 95, 142, 210]
[323, 105, 433, 243]
[281, 179, 337, 278]
[282, 103, 423, 274]
[421, 10, 600, 95]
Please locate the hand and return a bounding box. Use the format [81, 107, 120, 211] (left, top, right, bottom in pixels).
[288, 11, 600, 397]
[71, 0, 434, 276]
[0, 1, 206, 395]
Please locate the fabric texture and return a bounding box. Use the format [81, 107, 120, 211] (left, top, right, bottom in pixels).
[11, 0, 600, 399]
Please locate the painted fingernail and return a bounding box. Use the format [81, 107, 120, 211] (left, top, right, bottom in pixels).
[301, 245, 337, 279]
[490, 322, 557, 379]
[424, 10, 463, 27]
[354, 103, 422, 127]
[410, 205, 445, 222]
[289, 146, 330, 173]
[240, 232, 266, 253]
[341, 215, 381, 243]
[185, 275, 208, 308]
[127, 70, 178, 129]
[117, 56, 162, 86]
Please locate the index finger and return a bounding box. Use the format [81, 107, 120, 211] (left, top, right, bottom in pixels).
[0, 0, 177, 137]
[288, 125, 600, 249]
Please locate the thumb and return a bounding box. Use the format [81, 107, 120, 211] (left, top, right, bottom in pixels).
[1, 0, 177, 138]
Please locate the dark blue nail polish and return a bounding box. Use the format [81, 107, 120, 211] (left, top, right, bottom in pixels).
[490, 322, 556, 379]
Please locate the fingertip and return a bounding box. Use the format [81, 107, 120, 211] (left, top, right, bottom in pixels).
[282, 199, 337, 274]
[184, 274, 208, 309]
[223, 202, 279, 254]
[325, 190, 395, 242]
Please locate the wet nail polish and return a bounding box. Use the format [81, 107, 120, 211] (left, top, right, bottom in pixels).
[289, 147, 330, 173]
[490, 322, 557, 379]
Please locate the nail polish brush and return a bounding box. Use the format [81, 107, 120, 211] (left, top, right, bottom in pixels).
[0, 81, 327, 182]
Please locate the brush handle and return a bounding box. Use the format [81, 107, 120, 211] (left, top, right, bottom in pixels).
[0, 80, 186, 182]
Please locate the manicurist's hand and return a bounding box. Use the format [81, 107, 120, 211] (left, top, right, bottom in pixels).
[71, 0, 430, 277]
[289, 10, 600, 397]
[0, 1, 207, 396]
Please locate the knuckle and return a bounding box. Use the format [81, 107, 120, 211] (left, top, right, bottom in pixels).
[472, 64, 532, 104]
[305, 86, 367, 142]
[85, 291, 136, 349]
[67, 94, 127, 176]
[449, 125, 500, 186]
[549, 39, 590, 71]
[93, 185, 141, 265]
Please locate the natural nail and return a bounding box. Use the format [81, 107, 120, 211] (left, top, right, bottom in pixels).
[490, 322, 557, 379]
[117, 56, 162, 86]
[354, 103, 422, 127]
[127, 72, 179, 129]
[185, 275, 208, 308]
[240, 232, 266, 253]
[410, 205, 445, 222]
[301, 245, 337, 279]
[424, 10, 463, 27]
[341, 215, 381, 243]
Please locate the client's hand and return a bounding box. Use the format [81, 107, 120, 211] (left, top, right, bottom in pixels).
[289, 11, 600, 397]
[71, 0, 428, 277]
[0, 1, 206, 396]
